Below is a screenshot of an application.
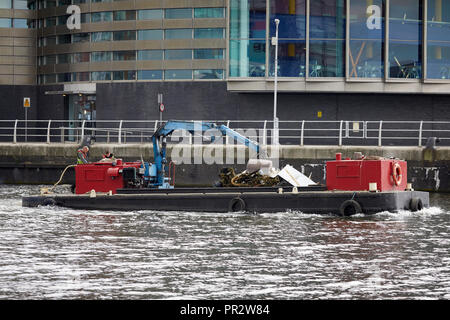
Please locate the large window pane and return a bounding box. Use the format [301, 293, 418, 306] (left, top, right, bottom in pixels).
[427, 0, 450, 79]
[389, 0, 422, 78]
[229, 0, 266, 77]
[113, 30, 136, 41]
[114, 11, 136, 21]
[91, 31, 112, 42]
[91, 72, 112, 81]
[194, 49, 224, 59]
[349, 0, 385, 78]
[91, 51, 112, 62]
[165, 29, 192, 39]
[113, 70, 136, 80]
[92, 11, 112, 22]
[138, 29, 163, 40]
[72, 33, 90, 43]
[230, 0, 266, 39]
[113, 51, 136, 61]
[165, 8, 192, 19]
[165, 49, 192, 60]
[0, 18, 11, 28]
[269, 0, 306, 77]
[138, 9, 163, 20]
[309, 0, 346, 77]
[138, 50, 163, 60]
[194, 69, 224, 79]
[0, 1, 11, 9]
[137, 70, 163, 80]
[194, 8, 224, 19]
[194, 28, 224, 39]
[229, 40, 266, 77]
[164, 69, 192, 79]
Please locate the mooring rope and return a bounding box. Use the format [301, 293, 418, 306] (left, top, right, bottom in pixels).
[41, 164, 77, 194]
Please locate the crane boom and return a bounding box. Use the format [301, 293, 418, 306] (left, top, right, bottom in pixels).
[152, 120, 266, 187]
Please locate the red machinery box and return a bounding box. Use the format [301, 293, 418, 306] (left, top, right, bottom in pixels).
[75, 160, 141, 194]
[326, 153, 407, 192]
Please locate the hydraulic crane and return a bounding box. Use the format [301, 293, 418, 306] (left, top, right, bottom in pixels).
[151, 120, 267, 188]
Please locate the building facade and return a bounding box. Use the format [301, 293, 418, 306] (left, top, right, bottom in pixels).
[0, 0, 450, 126]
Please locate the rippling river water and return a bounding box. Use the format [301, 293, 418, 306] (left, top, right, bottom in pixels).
[0, 185, 449, 300]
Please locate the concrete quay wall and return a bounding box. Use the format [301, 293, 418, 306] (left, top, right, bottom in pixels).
[0, 143, 448, 192]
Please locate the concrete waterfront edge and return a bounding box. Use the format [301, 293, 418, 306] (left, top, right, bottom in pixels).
[0, 143, 448, 192]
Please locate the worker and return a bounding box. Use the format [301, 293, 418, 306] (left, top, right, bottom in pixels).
[77, 146, 89, 164]
[103, 150, 114, 160]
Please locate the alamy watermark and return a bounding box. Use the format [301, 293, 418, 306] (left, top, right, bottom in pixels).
[66, 5, 81, 30]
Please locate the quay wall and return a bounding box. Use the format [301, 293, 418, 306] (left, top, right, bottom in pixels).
[0, 143, 448, 192]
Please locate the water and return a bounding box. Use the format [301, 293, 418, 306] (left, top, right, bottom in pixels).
[0, 185, 449, 300]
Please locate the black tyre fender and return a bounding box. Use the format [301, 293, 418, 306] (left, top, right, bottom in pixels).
[228, 197, 246, 212]
[409, 197, 423, 212]
[42, 198, 56, 206]
[339, 199, 362, 216]
[70, 184, 76, 194]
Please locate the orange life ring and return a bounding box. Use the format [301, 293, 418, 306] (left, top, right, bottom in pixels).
[392, 162, 402, 186]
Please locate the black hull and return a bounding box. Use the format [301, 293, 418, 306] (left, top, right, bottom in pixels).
[22, 187, 430, 215]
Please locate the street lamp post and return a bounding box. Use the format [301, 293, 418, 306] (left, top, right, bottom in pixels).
[272, 19, 280, 145]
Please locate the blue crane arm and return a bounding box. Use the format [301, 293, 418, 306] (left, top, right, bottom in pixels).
[151, 120, 264, 186]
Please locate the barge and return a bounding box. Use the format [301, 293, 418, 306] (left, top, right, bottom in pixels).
[21, 120, 429, 215]
[22, 186, 428, 216]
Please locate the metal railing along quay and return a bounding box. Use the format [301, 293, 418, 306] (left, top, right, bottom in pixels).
[0, 119, 449, 147]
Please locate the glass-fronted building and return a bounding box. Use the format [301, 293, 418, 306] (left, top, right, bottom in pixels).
[0, 0, 450, 124]
[228, 0, 450, 94]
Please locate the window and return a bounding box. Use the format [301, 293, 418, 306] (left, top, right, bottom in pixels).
[0, 1, 11, 9]
[13, 19, 29, 28]
[72, 33, 90, 43]
[388, 0, 422, 78]
[165, 8, 192, 19]
[91, 12, 112, 23]
[165, 28, 192, 39]
[309, 0, 346, 77]
[91, 51, 112, 62]
[164, 69, 192, 80]
[138, 29, 163, 40]
[91, 31, 112, 42]
[113, 51, 136, 61]
[269, 0, 306, 77]
[194, 49, 224, 60]
[113, 30, 136, 41]
[138, 9, 163, 20]
[138, 70, 163, 80]
[114, 11, 136, 21]
[194, 69, 224, 79]
[113, 70, 136, 80]
[57, 73, 71, 82]
[45, 17, 56, 27]
[138, 50, 163, 60]
[165, 49, 192, 60]
[73, 52, 90, 63]
[13, 0, 28, 9]
[91, 71, 112, 81]
[194, 28, 224, 39]
[427, 0, 450, 79]
[349, 0, 385, 79]
[229, 0, 266, 77]
[58, 34, 71, 44]
[194, 8, 224, 19]
[72, 72, 90, 81]
[0, 18, 11, 28]
[57, 53, 71, 64]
